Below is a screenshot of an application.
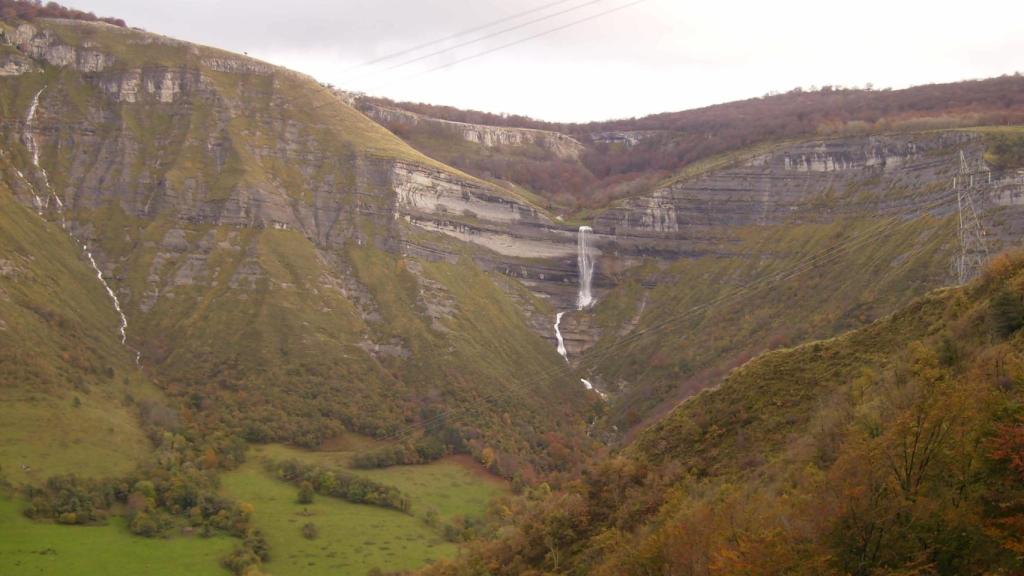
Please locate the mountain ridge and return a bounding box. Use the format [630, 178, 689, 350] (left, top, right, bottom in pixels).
[1, 6, 1024, 575]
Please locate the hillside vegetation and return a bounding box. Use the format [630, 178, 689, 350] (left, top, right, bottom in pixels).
[2, 4, 1024, 576]
[0, 0, 126, 27]
[588, 214, 959, 434]
[0, 12, 587, 576]
[423, 253, 1024, 575]
[0, 15, 594, 478]
[0, 176, 157, 485]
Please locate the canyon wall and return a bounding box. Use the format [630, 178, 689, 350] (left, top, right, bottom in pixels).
[358, 100, 585, 160]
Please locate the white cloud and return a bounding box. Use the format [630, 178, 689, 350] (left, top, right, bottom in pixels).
[64, 0, 1024, 122]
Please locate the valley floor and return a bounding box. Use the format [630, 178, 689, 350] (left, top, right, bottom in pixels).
[0, 440, 508, 575]
[0, 496, 235, 575]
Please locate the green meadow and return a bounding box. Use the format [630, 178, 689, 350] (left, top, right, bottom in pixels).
[220, 459, 455, 575]
[251, 442, 508, 522]
[0, 496, 234, 575]
[0, 438, 508, 576]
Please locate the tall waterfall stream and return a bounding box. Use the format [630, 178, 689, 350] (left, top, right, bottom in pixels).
[23, 88, 133, 354]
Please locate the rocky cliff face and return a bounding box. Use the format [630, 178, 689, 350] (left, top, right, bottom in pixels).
[0, 18, 594, 458]
[590, 130, 664, 146]
[358, 100, 585, 160]
[382, 123, 1024, 430]
[12, 22, 114, 72]
[4, 17, 1023, 440]
[396, 129, 1021, 302]
[597, 135, 962, 233]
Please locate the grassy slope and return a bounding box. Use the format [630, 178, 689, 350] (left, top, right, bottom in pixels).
[222, 441, 509, 575]
[253, 443, 509, 522]
[0, 496, 234, 576]
[583, 259, 1024, 574]
[0, 181, 156, 484]
[586, 214, 957, 433]
[425, 255, 1024, 575]
[0, 18, 588, 460]
[221, 460, 457, 576]
[632, 286, 954, 471]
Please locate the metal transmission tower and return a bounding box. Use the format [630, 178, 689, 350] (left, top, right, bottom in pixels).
[953, 150, 991, 284]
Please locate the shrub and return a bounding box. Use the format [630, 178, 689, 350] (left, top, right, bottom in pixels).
[297, 481, 314, 504]
[129, 511, 159, 536]
[268, 459, 411, 513]
[992, 289, 1024, 337]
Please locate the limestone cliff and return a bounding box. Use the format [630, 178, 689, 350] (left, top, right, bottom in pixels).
[357, 99, 585, 160]
[0, 17, 593, 461]
[4, 17, 1024, 441]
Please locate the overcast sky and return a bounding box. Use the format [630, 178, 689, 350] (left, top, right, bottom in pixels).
[63, 0, 1024, 123]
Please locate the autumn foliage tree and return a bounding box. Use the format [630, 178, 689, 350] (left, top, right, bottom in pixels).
[422, 254, 1024, 576]
[0, 0, 127, 27]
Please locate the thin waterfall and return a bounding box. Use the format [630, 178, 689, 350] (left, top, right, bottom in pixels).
[84, 244, 129, 345]
[25, 88, 64, 221]
[554, 311, 568, 361]
[22, 89, 46, 213]
[576, 225, 594, 309]
[581, 378, 606, 398]
[23, 87, 133, 356]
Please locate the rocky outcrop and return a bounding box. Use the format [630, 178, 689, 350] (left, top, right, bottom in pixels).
[0, 52, 39, 76]
[594, 133, 976, 238]
[360, 102, 585, 160]
[201, 57, 274, 76]
[13, 23, 114, 72]
[590, 130, 664, 146]
[392, 161, 541, 224]
[6, 17, 1024, 376]
[389, 160, 586, 308]
[93, 67, 203, 103]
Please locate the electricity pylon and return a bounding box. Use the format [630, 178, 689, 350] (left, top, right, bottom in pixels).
[953, 150, 990, 284]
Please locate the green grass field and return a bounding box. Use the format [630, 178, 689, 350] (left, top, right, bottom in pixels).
[0, 182, 158, 486]
[0, 393, 152, 486]
[0, 496, 234, 575]
[252, 443, 509, 522]
[220, 457, 462, 575]
[0, 441, 507, 576]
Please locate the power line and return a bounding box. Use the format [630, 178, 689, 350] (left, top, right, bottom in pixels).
[425, 0, 648, 74]
[346, 0, 607, 81]
[354, 0, 650, 93]
[300, 0, 648, 118]
[345, 0, 581, 72]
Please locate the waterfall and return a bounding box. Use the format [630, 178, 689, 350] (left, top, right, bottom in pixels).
[576, 226, 594, 309]
[554, 311, 568, 361]
[83, 244, 129, 345]
[22, 86, 134, 357]
[553, 226, 596, 360]
[550, 227, 605, 395]
[581, 378, 607, 398]
[25, 88, 64, 218]
[21, 89, 46, 213]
